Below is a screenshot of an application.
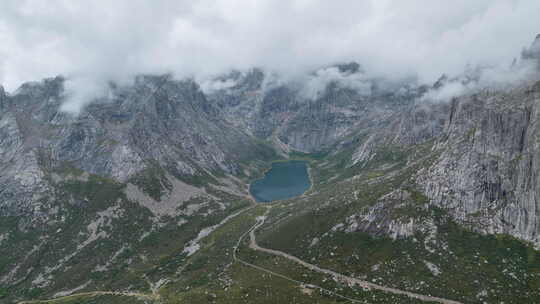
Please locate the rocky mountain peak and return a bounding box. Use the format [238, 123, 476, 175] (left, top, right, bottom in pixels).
[521, 33, 540, 61]
[335, 61, 363, 74]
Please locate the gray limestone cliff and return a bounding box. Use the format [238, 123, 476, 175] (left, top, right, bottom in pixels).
[0, 75, 274, 218]
[418, 83, 540, 246]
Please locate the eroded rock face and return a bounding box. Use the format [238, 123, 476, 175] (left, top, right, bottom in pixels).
[418, 84, 540, 246]
[0, 112, 48, 216]
[205, 65, 420, 153]
[0, 75, 270, 217]
[339, 78, 540, 247]
[340, 190, 426, 239]
[347, 81, 540, 247]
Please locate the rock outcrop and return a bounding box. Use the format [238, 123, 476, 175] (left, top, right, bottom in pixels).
[419, 83, 540, 246]
[0, 75, 272, 217]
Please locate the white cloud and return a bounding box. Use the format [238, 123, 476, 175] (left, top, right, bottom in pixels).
[199, 78, 238, 95]
[421, 59, 539, 103]
[300, 67, 371, 100]
[422, 81, 471, 103]
[1, 0, 540, 112]
[59, 75, 111, 115]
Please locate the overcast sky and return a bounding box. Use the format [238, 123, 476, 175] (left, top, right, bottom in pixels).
[1, 0, 540, 94]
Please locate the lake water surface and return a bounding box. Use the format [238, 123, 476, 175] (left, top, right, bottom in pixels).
[249, 160, 311, 202]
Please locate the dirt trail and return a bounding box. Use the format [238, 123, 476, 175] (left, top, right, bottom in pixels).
[20, 201, 464, 304]
[18, 291, 157, 303]
[237, 208, 464, 304]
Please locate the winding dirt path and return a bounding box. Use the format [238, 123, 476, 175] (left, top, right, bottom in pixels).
[235, 208, 464, 304]
[18, 291, 157, 303]
[19, 200, 464, 304]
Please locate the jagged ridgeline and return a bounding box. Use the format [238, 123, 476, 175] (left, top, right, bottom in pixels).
[1, 37, 540, 304]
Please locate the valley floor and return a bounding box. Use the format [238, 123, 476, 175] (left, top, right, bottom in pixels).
[20, 204, 466, 304]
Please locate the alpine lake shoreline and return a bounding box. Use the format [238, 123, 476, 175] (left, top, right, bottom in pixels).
[249, 160, 312, 203]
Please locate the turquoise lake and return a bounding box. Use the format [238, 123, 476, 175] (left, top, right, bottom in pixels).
[249, 160, 311, 202]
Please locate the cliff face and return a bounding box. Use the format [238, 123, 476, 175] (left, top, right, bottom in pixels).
[207, 66, 419, 153]
[419, 83, 540, 246]
[0, 75, 274, 217]
[343, 80, 540, 247]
